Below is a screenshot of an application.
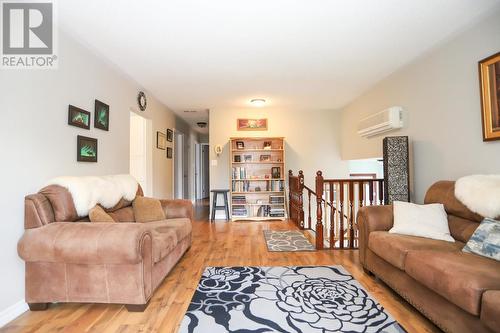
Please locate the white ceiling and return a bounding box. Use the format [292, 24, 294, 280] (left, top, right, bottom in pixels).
[59, 0, 500, 128]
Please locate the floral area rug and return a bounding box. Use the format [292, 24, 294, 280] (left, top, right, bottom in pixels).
[180, 265, 406, 333]
[263, 230, 316, 252]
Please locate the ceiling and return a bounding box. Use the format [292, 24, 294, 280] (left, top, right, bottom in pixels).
[59, 0, 500, 130]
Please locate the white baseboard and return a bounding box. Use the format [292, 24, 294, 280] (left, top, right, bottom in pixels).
[0, 300, 28, 328]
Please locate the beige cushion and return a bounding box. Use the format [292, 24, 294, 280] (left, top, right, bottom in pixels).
[89, 205, 115, 223]
[133, 196, 166, 223]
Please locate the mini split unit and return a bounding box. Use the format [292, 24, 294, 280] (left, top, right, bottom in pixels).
[357, 106, 404, 138]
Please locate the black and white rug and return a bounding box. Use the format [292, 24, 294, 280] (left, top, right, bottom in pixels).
[180, 265, 406, 333]
[263, 230, 316, 252]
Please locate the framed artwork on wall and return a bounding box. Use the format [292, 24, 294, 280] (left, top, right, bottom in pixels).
[68, 105, 90, 130]
[157, 131, 166, 150]
[167, 147, 173, 159]
[77, 135, 98, 162]
[479, 52, 500, 141]
[237, 118, 268, 131]
[94, 100, 109, 131]
[167, 129, 173, 142]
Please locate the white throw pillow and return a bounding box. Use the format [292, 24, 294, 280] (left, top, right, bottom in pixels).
[389, 201, 454, 242]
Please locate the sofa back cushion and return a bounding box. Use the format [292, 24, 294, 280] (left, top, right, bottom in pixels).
[25, 184, 144, 228]
[39, 185, 79, 222]
[425, 181, 483, 242]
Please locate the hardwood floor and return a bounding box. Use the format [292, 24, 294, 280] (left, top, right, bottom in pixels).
[2, 201, 440, 333]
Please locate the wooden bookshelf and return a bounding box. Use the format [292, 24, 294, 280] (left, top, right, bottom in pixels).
[230, 137, 287, 221]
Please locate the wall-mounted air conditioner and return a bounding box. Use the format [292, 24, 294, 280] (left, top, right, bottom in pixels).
[357, 106, 403, 138]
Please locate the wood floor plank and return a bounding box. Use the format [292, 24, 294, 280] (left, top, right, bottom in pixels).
[1, 200, 440, 333]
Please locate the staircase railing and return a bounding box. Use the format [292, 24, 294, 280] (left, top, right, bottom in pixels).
[289, 170, 385, 249]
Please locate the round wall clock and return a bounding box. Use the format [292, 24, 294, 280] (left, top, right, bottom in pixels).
[137, 91, 147, 111]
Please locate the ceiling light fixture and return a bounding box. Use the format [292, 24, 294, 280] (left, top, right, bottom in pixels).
[197, 122, 208, 128]
[250, 99, 266, 107]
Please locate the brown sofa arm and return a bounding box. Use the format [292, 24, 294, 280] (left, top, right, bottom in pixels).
[357, 205, 394, 267]
[18, 222, 152, 265]
[160, 199, 193, 220]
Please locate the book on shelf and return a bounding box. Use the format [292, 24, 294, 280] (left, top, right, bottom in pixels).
[269, 195, 285, 204]
[232, 180, 250, 192]
[232, 166, 247, 180]
[232, 195, 247, 204]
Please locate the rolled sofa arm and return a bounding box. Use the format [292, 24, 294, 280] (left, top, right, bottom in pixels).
[18, 222, 152, 265]
[160, 199, 193, 220]
[357, 205, 394, 266]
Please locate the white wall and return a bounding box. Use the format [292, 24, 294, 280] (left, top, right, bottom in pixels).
[0, 30, 175, 318]
[340, 10, 500, 203]
[209, 107, 350, 215]
[348, 159, 384, 179]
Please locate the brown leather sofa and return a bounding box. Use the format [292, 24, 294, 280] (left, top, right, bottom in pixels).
[358, 181, 500, 333]
[18, 184, 193, 311]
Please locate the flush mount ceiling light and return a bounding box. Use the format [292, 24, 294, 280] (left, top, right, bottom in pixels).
[250, 99, 266, 107]
[197, 122, 208, 128]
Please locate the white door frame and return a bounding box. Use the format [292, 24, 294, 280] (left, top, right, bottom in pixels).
[173, 129, 185, 199]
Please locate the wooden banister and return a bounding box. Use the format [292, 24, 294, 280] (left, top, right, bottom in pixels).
[288, 170, 385, 250]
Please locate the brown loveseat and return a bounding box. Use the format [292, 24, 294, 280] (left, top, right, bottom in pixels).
[18, 184, 192, 311]
[358, 181, 500, 333]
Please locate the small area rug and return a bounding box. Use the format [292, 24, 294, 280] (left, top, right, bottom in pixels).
[180, 265, 406, 333]
[263, 230, 315, 251]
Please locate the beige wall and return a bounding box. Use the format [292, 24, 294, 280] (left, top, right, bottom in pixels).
[209, 108, 349, 214]
[0, 30, 175, 317]
[340, 10, 500, 203]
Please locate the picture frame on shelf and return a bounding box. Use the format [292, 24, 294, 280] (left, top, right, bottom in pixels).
[263, 141, 272, 149]
[272, 167, 281, 179]
[156, 131, 166, 150]
[94, 100, 109, 131]
[244, 154, 252, 162]
[259, 154, 271, 162]
[77, 135, 97, 162]
[167, 129, 173, 142]
[68, 105, 90, 130]
[236, 141, 245, 149]
[234, 155, 241, 162]
[167, 147, 173, 159]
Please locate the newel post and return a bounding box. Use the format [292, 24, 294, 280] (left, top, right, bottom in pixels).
[298, 170, 305, 229]
[315, 171, 324, 250]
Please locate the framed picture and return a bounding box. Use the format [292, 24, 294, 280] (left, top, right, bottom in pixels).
[167, 147, 173, 159]
[259, 154, 271, 162]
[68, 105, 90, 129]
[156, 131, 166, 150]
[236, 141, 245, 149]
[234, 155, 241, 162]
[167, 129, 173, 142]
[94, 100, 109, 131]
[479, 52, 500, 141]
[77, 135, 97, 162]
[244, 154, 252, 162]
[237, 118, 268, 131]
[263, 141, 272, 149]
[272, 167, 281, 179]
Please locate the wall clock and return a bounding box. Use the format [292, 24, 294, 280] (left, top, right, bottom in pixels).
[137, 91, 147, 111]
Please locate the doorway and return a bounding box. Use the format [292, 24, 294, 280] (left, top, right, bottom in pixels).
[195, 143, 210, 199]
[129, 112, 152, 196]
[173, 130, 185, 199]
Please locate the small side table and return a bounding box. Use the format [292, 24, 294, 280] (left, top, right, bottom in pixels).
[210, 189, 230, 222]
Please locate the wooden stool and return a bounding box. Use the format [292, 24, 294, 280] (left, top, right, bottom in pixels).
[210, 189, 230, 222]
